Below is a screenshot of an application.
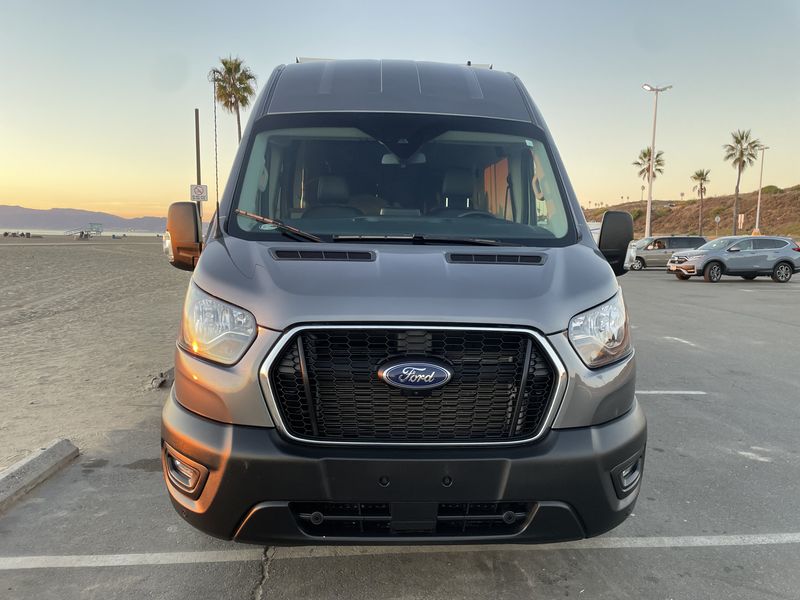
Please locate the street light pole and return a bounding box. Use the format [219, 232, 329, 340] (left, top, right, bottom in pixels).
[642, 83, 672, 238]
[753, 145, 769, 235]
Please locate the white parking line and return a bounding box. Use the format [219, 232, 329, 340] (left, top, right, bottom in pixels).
[275, 532, 800, 559]
[636, 390, 707, 395]
[663, 336, 699, 348]
[0, 549, 263, 570]
[3, 533, 800, 569]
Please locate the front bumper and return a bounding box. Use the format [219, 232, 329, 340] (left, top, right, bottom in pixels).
[162, 389, 647, 545]
[668, 262, 698, 274]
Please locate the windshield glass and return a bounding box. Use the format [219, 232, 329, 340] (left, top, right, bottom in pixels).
[698, 238, 735, 250]
[228, 119, 574, 246]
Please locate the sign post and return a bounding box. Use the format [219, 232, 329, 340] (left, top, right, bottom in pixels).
[714, 214, 721, 237]
[190, 184, 208, 225]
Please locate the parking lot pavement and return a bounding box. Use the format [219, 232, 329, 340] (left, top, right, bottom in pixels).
[1, 271, 799, 599]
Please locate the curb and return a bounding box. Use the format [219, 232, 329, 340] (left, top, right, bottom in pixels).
[0, 439, 79, 514]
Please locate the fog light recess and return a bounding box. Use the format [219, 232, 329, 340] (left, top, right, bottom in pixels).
[163, 443, 209, 499]
[611, 452, 644, 499]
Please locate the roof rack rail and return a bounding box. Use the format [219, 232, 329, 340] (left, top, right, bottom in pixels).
[296, 56, 334, 64]
[466, 61, 493, 69]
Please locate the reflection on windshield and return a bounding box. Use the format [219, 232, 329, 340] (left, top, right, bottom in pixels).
[699, 238, 733, 250]
[229, 119, 575, 246]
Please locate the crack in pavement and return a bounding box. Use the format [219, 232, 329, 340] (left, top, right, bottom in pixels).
[253, 547, 274, 600]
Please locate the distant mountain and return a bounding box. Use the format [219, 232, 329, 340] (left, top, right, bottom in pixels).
[0, 205, 167, 232]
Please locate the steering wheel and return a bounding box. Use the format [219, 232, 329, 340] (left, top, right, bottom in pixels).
[456, 210, 497, 219]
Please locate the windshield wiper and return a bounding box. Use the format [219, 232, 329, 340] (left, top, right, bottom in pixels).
[234, 209, 323, 243]
[332, 234, 510, 246]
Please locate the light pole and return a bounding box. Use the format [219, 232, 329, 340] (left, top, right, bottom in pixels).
[753, 145, 769, 235]
[642, 83, 672, 237]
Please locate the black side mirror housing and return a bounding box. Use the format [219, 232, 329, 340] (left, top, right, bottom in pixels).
[598, 211, 634, 277]
[727, 247, 740, 253]
[164, 202, 202, 271]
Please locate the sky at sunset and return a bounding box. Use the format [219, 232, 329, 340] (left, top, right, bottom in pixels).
[1, 0, 798, 218]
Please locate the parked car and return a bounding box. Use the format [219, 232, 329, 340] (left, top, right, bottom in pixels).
[668, 236, 800, 282]
[160, 59, 644, 546]
[625, 235, 706, 270]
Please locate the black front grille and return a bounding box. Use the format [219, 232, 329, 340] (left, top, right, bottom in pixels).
[267, 327, 557, 443]
[291, 501, 535, 537]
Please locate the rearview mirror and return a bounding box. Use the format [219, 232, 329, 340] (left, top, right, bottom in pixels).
[165, 202, 202, 271]
[381, 152, 426, 166]
[598, 211, 634, 277]
[727, 247, 740, 253]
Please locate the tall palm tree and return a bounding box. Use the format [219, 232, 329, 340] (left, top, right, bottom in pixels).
[690, 169, 711, 236]
[208, 56, 257, 142]
[632, 147, 665, 182]
[722, 129, 760, 234]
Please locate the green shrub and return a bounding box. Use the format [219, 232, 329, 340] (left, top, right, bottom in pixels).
[761, 185, 782, 194]
[631, 208, 643, 220]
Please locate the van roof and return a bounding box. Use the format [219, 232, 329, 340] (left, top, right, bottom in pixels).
[261, 60, 536, 123]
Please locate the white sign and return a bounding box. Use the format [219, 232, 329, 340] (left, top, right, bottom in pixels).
[714, 215, 721, 224]
[190, 184, 208, 202]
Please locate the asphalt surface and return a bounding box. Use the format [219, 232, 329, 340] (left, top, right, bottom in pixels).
[1, 269, 799, 599]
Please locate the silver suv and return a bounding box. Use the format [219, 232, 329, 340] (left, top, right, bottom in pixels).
[160, 59, 644, 546]
[625, 235, 706, 270]
[668, 236, 800, 282]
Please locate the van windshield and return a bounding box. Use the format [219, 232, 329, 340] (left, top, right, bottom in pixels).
[228, 117, 575, 246]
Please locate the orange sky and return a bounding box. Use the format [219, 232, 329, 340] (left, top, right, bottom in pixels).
[2, 1, 798, 219]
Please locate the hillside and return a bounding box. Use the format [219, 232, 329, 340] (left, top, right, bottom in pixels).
[0, 205, 167, 232]
[584, 185, 800, 239]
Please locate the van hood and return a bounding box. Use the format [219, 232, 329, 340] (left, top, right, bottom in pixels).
[192, 236, 619, 335]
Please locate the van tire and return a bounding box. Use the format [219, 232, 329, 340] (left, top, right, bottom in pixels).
[703, 262, 723, 283]
[771, 262, 793, 283]
[675, 273, 691, 280]
[631, 257, 645, 270]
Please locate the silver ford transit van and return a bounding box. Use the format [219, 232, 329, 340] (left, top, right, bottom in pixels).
[162, 59, 644, 545]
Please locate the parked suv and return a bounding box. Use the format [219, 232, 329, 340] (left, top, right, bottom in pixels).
[625, 235, 706, 270]
[161, 59, 644, 545]
[668, 236, 800, 282]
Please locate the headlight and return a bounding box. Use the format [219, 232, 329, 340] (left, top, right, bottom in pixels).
[179, 283, 256, 365]
[568, 292, 631, 368]
[687, 254, 705, 261]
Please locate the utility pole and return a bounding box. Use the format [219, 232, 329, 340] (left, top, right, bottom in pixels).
[194, 108, 202, 221]
[641, 84, 672, 238]
[753, 145, 769, 235]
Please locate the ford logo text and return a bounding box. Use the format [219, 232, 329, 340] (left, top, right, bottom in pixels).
[378, 360, 452, 390]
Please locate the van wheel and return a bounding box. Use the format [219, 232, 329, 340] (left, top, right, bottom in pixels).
[772, 262, 793, 283]
[675, 273, 690, 280]
[741, 275, 757, 280]
[703, 262, 723, 283]
[631, 257, 645, 270]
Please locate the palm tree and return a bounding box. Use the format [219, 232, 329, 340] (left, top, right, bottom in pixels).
[633, 147, 665, 182]
[208, 56, 257, 142]
[722, 129, 760, 234]
[690, 169, 711, 236]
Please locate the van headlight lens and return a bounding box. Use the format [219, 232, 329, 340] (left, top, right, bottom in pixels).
[179, 283, 256, 365]
[568, 292, 631, 368]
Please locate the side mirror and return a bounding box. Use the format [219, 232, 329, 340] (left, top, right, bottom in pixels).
[598, 211, 634, 277]
[727, 247, 740, 253]
[165, 202, 202, 271]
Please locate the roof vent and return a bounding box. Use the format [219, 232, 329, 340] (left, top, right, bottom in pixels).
[272, 249, 375, 262]
[447, 253, 544, 265]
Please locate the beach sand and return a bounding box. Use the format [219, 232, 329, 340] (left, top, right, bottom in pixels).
[0, 236, 191, 470]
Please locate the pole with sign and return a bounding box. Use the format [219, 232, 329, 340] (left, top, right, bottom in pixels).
[715, 214, 721, 237]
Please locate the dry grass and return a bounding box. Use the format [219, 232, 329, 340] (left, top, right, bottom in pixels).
[585, 184, 800, 238]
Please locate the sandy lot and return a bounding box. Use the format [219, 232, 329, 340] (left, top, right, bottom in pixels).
[0, 236, 191, 470]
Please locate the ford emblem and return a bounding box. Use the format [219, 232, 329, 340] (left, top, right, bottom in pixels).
[378, 359, 452, 391]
